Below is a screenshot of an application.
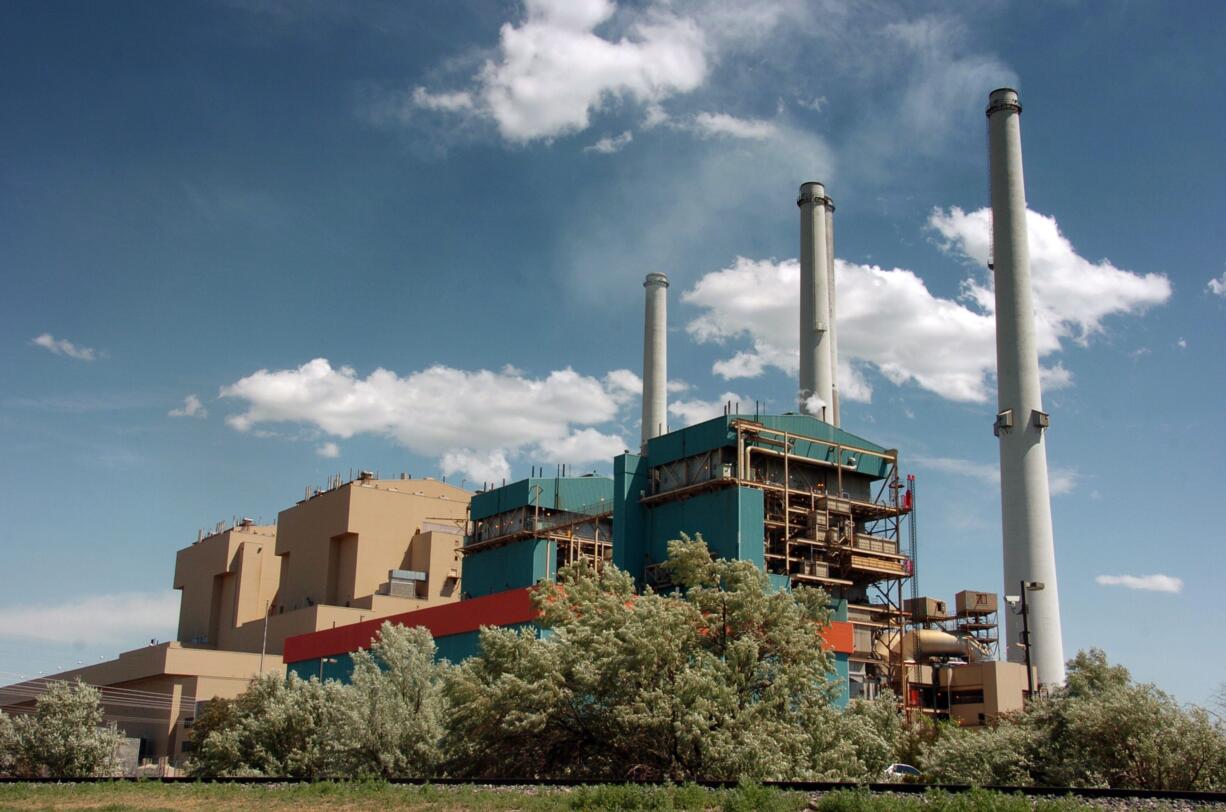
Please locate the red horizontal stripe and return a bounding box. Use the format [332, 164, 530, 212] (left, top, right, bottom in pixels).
[283, 588, 539, 663]
[284, 591, 856, 661]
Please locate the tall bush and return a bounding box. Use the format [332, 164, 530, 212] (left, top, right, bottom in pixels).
[5, 679, 121, 777]
[443, 535, 838, 780]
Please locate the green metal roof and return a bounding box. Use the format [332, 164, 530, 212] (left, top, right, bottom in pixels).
[644, 413, 893, 479]
[470, 476, 615, 521]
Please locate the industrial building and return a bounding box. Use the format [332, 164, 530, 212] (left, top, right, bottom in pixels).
[280, 156, 1039, 718]
[1, 474, 470, 764]
[2, 88, 1059, 766]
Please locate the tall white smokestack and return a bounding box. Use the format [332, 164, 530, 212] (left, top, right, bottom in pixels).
[825, 197, 840, 427]
[798, 182, 834, 420]
[641, 272, 669, 448]
[987, 88, 1065, 686]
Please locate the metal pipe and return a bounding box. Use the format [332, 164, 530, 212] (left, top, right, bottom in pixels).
[1019, 580, 1035, 698]
[641, 272, 669, 449]
[987, 88, 1065, 686]
[798, 183, 833, 419]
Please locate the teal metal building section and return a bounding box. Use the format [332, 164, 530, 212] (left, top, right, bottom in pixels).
[462, 538, 553, 598]
[615, 413, 895, 584]
[470, 476, 614, 521]
[643, 414, 891, 479]
[612, 454, 649, 578]
[643, 487, 764, 568]
[465, 475, 614, 600]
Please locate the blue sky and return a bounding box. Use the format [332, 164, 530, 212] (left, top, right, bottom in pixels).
[1, 0, 1223, 704]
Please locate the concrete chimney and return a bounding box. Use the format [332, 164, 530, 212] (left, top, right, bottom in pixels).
[825, 197, 840, 427]
[986, 88, 1065, 686]
[798, 182, 834, 420]
[641, 272, 669, 449]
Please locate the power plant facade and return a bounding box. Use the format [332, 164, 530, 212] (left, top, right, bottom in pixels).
[2, 89, 1067, 765]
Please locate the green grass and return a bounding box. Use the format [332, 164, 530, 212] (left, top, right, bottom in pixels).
[0, 782, 1104, 811]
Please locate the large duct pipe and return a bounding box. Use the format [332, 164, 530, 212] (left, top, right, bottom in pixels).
[641, 272, 669, 449]
[825, 197, 840, 427]
[986, 88, 1065, 687]
[798, 182, 834, 420]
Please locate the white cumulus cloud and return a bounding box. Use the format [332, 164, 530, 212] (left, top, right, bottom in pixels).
[315, 441, 340, 458]
[931, 207, 1172, 348]
[31, 333, 98, 361]
[220, 359, 633, 482]
[474, 0, 708, 141]
[683, 208, 1170, 403]
[168, 394, 208, 419]
[668, 391, 750, 427]
[1095, 574, 1183, 594]
[441, 449, 512, 486]
[0, 592, 179, 646]
[1208, 270, 1226, 298]
[536, 427, 627, 462]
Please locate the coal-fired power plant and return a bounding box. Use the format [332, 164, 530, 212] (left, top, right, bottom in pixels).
[798, 182, 837, 423]
[986, 88, 1065, 686]
[641, 272, 669, 448]
[5, 92, 1086, 770]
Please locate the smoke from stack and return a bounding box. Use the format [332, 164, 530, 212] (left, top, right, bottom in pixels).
[986, 88, 1065, 686]
[641, 272, 669, 449]
[798, 182, 836, 422]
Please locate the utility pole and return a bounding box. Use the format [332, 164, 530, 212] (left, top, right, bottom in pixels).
[259, 600, 270, 674]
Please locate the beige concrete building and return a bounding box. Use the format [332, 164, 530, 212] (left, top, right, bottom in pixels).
[0, 643, 282, 765]
[175, 475, 470, 657]
[1, 474, 473, 766]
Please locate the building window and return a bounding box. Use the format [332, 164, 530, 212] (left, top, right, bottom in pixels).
[951, 689, 985, 705]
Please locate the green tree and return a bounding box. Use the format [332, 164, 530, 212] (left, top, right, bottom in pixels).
[187, 696, 236, 754]
[922, 719, 1038, 786]
[807, 691, 932, 781]
[7, 679, 121, 777]
[339, 622, 446, 777]
[444, 535, 838, 781]
[0, 711, 16, 776]
[1028, 680, 1225, 790]
[917, 650, 1226, 790]
[192, 672, 349, 778]
[1062, 648, 1130, 699]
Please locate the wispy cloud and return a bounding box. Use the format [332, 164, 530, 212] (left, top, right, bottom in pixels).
[584, 130, 633, 154]
[411, 86, 474, 112]
[315, 441, 341, 458]
[30, 333, 99, 361]
[168, 394, 208, 419]
[913, 455, 1079, 495]
[1095, 574, 1183, 594]
[689, 112, 777, 140]
[0, 592, 179, 646]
